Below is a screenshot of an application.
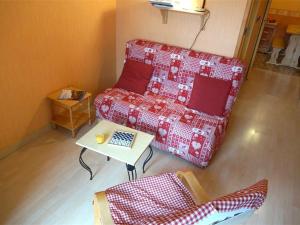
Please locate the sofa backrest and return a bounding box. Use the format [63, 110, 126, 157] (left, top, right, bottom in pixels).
[125, 39, 246, 116]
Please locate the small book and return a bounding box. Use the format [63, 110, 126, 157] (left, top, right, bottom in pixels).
[108, 130, 136, 149]
[58, 89, 86, 101]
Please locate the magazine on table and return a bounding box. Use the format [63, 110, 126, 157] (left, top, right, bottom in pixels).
[58, 89, 86, 101]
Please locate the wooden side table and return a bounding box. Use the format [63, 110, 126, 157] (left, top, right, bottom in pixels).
[47, 87, 92, 138]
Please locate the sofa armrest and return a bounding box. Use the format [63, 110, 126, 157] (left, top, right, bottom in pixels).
[176, 171, 211, 205]
[93, 191, 115, 225]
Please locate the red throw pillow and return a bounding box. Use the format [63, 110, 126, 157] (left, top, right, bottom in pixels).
[114, 59, 154, 95]
[188, 75, 232, 116]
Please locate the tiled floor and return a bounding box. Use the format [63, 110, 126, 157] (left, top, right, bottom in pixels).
[0, 67, 299, 225]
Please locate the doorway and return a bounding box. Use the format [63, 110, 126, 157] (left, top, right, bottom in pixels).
[237, 0, 300, 77]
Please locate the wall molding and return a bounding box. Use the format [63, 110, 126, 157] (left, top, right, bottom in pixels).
[0, 124, 51, 160]
[269, 8, 300, 18]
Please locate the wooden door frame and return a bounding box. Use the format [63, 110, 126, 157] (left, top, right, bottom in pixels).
[234, 0, 273, 73]
[234, 0, 254, 57]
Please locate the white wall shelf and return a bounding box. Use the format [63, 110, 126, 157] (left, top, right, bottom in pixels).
[152, 5, 209, 24]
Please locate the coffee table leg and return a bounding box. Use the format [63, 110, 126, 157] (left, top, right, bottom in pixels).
[79, 147, 93, 180]
[143, 146, 153, 173]
[126, 164, 137, 181]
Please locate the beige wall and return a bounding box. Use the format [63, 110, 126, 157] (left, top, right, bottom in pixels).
[116, 0, 249, 77]
[0, 0, 116, 157]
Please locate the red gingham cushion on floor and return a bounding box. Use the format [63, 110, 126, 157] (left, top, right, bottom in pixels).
[212, 179, 268, 211]
[105, 173, 196, 225]
[94, 88, 228, 167]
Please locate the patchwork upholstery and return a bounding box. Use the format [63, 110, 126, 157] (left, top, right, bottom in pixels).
[125, 39, 245, 115]
[95, 88, 227, 167]
[94, 39, 245, 167]
[104, 173, 268, 225]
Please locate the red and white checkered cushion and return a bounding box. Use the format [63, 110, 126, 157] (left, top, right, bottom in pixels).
[125, 39, 245, 115]
[105, 174, 268, 225]
[212, 179, 268, 211]
[95, 88, 227, 167]
[140, 202, 217, 225]
[105, 173, 196, 225]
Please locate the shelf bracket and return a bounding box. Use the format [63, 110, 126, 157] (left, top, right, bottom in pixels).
[160, 9, 168, 24]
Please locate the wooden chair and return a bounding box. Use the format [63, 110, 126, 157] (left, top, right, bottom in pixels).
[93, 171, 268, 225]
[267, 37, 285, 65]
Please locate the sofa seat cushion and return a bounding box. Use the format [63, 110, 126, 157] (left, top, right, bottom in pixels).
[95, 88, 228, 167]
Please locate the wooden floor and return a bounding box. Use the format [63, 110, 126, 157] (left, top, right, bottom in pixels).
[0, 67, 299, 225]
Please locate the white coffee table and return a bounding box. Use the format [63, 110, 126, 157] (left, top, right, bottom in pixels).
[76, 120, 155, 181]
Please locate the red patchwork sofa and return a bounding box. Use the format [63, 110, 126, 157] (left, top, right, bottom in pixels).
[95, 39, 246, 167]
